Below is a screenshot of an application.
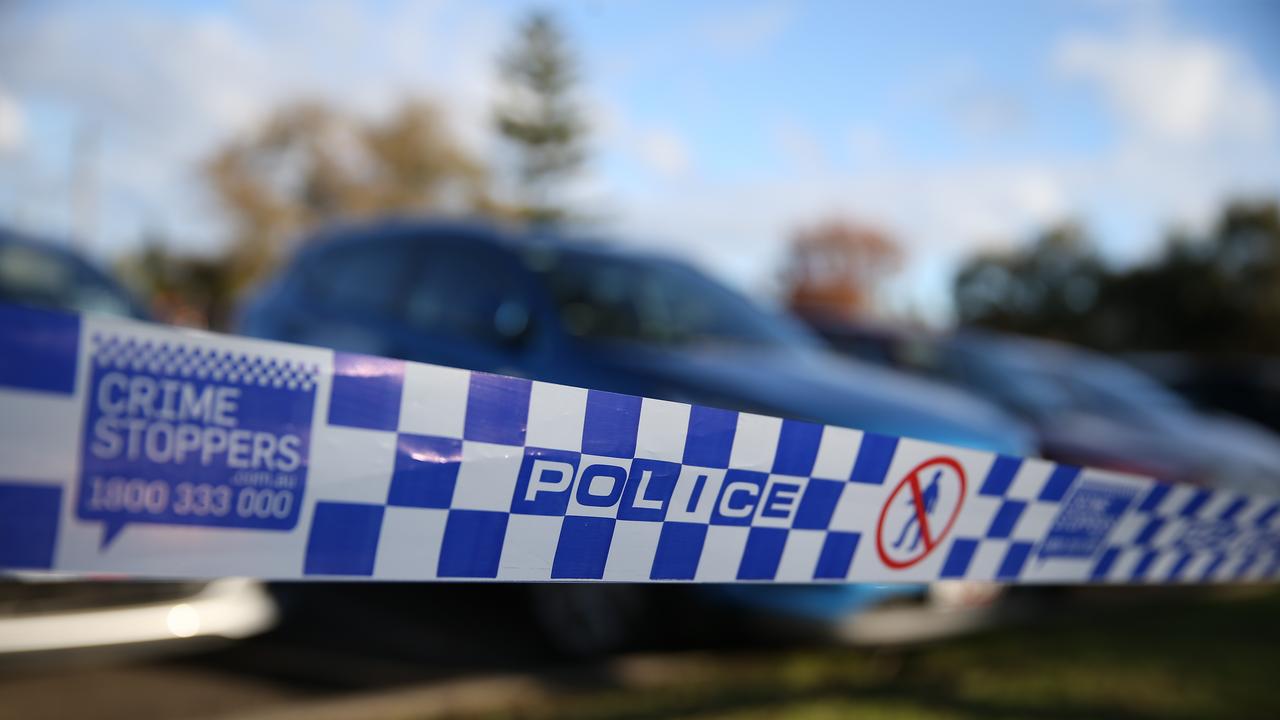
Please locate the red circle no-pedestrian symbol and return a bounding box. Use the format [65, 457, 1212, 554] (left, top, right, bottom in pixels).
[876, 456, 967, 569]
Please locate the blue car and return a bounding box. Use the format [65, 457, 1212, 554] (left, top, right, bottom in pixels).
[240, 219, 1034, 653]
[0, 229, 147, 320]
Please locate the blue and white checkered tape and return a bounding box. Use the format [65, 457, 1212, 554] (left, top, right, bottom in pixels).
[1, 302, 1278, 584]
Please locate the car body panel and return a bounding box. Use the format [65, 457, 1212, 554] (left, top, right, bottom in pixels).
[241, 220, 1034, 627]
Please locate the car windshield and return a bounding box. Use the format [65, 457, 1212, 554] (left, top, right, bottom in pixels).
[969, 339, 1190, 425]
[529, 248, 818, 350]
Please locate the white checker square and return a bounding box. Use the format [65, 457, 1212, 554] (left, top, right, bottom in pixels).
[1234, 497, 1275, 527]
[752, 474, 808, 528]
[1151, 517, 1189, 547]
[1013, 502, 1061, 541]
[604, 520, 664, 580]
[374, 507, 447, 580]
[308, 425, 396, 504]
[1107, 513, 1148, 545]
[567, 455, 632, 518]
[951, 495, 1002, 538]
[1198, 492, 1237, 520]
[634, 398, 690, 462]
[398, 362, 470, 438]
[695, 525, 750, 581]
[1108, 549, 1143, 583]
[0, 389, 80, 482]
[1181, 553, 1214, 583]
[1160, 484, 1199, 517]
[967, 539, 1010, 581]
[811, 426, 861, 481]
[827, 480, 888, 532]
[451, 441, 523, 512]
[728, 412, 782, 471]
[498, 514, 563, 580]
[1004, 459, 1054, 501]
[774, 529, 825, 581]
[524, 382, 587, 451]
[1148, 552, 1181, 582]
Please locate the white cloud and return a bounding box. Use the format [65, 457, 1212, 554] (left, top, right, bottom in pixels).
[1050, 18, 1280, 261]
[0, 1, 505, 255]
[638, 130, 691, 178]
[1056, 24, 1275, 148]
[0, 88, 22, 152]
[699, 0, 796, 57]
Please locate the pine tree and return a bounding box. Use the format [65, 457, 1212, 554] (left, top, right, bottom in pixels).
[493, 11, 588, 224]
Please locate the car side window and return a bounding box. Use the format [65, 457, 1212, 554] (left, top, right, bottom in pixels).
[305, 241, 408, 314]
[403, 243, 531, 347]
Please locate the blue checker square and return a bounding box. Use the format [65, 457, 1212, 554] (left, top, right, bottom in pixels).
[0, 482, 62, 569]
[1133, 516, 1165, 546]
[986, 500, 1027, 539]
[979, 455, 1023, 497]
[651, 522, 707, 580]
[1137, 483, 1171, 513]
[1253, 502, 1279, 528]
[1168, 552, 1195, 581]
[438, 509, 509, 578]
[388, 434, 462, 509]
[792, 478, 843, 530]
[1038, 464, 1080, 502]
[464, 373, 531, 446]
[814, 531, 860, 580]
[1130, 549, 1159, 581]
[682, 405, 737, 468]
[850, 433, 898, 485]
[996, 541, 1034, 580]
[1179, 488, 1211, 518]
[1090, 547, 1121, 580]
[328, 352, 405, 431]
[0, 305, 80, 395]
[304, 502, 384, 576]
[738, 527, 788, 580]
[940, 537, 979, 578]
[772, 419, 823, 476]
[552, 516, 616, 579]
[1218, 497, 1248, 521]
[582, 390, 641, 458]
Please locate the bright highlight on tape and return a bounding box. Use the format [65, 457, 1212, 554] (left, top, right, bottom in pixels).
[1, 302, 1278, 585]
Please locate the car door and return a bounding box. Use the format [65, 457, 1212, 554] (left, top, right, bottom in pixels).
[282, 237, 417, 358]
[393, 237, 545, 377]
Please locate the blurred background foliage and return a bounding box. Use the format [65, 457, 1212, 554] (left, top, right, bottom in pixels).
[954, 200, 1280, 355]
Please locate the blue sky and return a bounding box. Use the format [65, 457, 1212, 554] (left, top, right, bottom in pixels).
[1, 0, 1278, 320]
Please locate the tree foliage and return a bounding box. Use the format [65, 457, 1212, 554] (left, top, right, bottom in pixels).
[954, 200, 1280, 355]
[782, 218, 903, 321]
[205, 100, 494, 288]
[493, 10, 588, 224]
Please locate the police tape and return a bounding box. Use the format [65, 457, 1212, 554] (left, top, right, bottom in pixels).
[0, 302, 1277, 584]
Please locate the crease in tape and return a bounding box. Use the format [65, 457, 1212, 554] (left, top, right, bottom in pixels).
[1, 302, 1278, 584]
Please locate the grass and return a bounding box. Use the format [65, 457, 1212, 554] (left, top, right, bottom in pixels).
[458, 587, 1280, 720]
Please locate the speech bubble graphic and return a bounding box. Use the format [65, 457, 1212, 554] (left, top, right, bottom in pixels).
[78, 334, 317, 548]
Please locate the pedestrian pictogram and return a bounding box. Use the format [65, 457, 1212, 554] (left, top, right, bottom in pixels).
[876, 456, 967, 569]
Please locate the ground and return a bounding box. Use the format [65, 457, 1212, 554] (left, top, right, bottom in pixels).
[1, 585, 1277, 720]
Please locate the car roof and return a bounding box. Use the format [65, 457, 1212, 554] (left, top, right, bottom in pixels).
[295, 216, 685, 268]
